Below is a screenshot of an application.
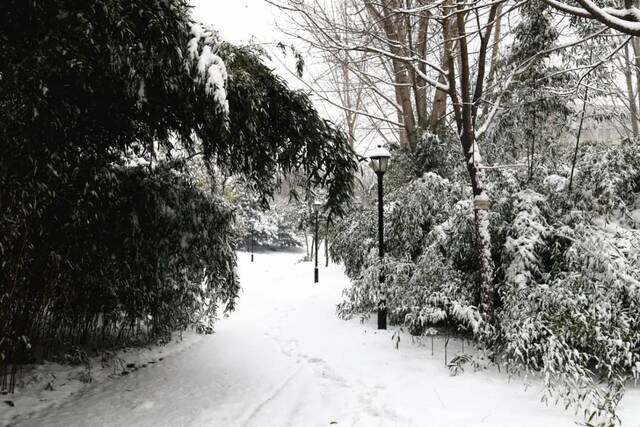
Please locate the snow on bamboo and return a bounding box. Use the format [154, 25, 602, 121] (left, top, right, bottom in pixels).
[188, 23, 229, 114]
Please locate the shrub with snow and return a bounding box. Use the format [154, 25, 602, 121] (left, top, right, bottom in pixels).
[332, 141, 640, 424]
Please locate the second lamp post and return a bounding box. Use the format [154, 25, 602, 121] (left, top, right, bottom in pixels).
[369, 144, 391, 330]
[313, 200, 322, 283]
[250, 223, 254, 262]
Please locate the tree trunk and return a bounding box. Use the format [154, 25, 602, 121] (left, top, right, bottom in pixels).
[633, 0, 640, 123]
[366, 0, 418, 151]
[529, 113, 535, 182]
[389, 60, 417, 151]
[406, 2, 430, 129]
[625, 43, 639, 136]
[428, 47, 449, 130]
[633, 40, 640, 122]
[486, 2, 503, 90]
[446, 0, 497, 323]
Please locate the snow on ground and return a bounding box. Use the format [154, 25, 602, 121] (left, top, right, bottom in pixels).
[7, 250, 640, 426]
[1, 332, 204, 426]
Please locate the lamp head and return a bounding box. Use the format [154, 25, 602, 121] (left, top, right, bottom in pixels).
[369, 144, 391, 174]
[312, 200, 323, 213]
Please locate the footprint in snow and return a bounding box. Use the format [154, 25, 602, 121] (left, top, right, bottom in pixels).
[134, 400, 155, 411]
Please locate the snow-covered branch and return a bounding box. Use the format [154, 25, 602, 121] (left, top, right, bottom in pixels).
[544, 0, 640, 35]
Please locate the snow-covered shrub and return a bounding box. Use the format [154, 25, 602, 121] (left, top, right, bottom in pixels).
[395, 197, 481, 335]
[234, 185, 305, 249]
[335, 173, 481, 334]
[331, 173, 455, 282]
[329, 201, 377, 278]
[572, 142, 640, 216]
[468, 145, 640, 423]
[384, 131, 464, 193]
[386, 173, 458, 261]
[500, 189, 550, 287]
[478, 158, 640, 423]
[404, 243, 480, 335]
[332, 139, 640, 423]
[497, 214, 640, 425]
[243, 209, 302, 249]
[337, 253, 412, 323]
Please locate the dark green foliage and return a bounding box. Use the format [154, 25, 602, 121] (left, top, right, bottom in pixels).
[1, 164, 238, 360]
[0, 0, 356, 213]
[1, 0, 218, 379]
[0, 0, 206, 158]
[384, 130, 463, 192]
[0, 0, 357, 388]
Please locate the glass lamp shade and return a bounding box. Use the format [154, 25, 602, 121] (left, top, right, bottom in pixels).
[369, 144, 391, 173]
[313, 201, 323, 213]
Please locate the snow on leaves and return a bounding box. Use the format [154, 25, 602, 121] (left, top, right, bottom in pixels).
[188, 23, 229, 114]
[503, 190, 549, 287]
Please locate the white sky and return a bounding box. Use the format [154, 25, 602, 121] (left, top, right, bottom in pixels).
[190, 0, 279, 46]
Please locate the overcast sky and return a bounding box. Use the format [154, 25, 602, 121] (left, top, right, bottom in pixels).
[190, 0, 280, 45]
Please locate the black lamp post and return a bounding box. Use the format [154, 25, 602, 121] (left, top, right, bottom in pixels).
[250, 223, 254, 263]
[249, 221, 254, 262]
[313, 200, 322, 283]
[369, 144, 391, 330]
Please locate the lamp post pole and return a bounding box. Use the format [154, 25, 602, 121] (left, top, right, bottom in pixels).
[312, 200, 322, 283]
[376, 171, 386, 329]
[314, 209, 319, 283]
[250, 225, 254, 263]
[368, 144, 391, 330]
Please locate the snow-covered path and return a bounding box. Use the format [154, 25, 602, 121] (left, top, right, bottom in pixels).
[15, 251, 640, 426]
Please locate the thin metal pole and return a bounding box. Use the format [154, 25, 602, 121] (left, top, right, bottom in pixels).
[314, 211, 319, 283]
[250, 226, 254, 262]
[378, 173, 384, 258]
[377, 172, 386, 329]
